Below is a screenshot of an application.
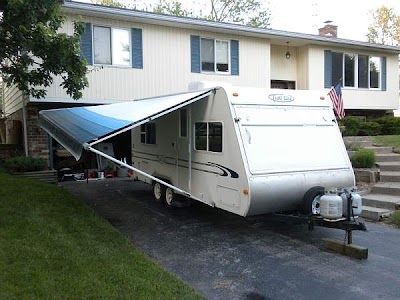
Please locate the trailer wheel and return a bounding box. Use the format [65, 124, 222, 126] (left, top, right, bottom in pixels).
[153, 182, 165, 202]
[164, 187, 175, 206]
[302, 186, 324, 215]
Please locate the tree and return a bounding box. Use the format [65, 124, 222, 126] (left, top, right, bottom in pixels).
[0, 0, 88, 100]
[91, 0, 125, 9]
[153, 0, 192, 18]
[367, 6, 400, 46]
[153, 0, 270, 28]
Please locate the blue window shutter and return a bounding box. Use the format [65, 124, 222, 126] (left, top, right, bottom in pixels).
[80, 23, 92, 65]
[324, 50, 332, 88]
[230, 40, 239, 76]
[381, 57, 387, 91]
[190, 35, 200, 73]
[131, 28, 143, 69]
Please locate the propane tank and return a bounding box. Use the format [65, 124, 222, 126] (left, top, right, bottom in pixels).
[320, 190, 343, 219]
[341, 192, 362, 217]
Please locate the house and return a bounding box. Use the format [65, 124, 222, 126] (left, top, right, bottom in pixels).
[2, 1, 400, 168]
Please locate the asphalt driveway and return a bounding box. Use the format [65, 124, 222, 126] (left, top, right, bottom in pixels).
[61, 178, 400, 300]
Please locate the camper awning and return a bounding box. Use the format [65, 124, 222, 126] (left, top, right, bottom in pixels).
[39, 89, 214, 159]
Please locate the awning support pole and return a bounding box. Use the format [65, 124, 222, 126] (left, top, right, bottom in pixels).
[188, 106, 192, 192]
[86, 145, 190, 197]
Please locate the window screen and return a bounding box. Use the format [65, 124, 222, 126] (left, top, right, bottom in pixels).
[93, 26, 111, 65]
[201, 38, 214, 72]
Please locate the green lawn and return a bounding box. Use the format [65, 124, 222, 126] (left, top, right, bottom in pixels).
[373, 135, 400, 152]
[0, 172, 203, 299]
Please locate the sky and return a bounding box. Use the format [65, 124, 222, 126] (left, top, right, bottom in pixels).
[267, 0, 400, 41]
[81, 0, 400, 42]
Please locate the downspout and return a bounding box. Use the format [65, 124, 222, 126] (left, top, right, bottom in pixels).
[21, 94, 29, 157]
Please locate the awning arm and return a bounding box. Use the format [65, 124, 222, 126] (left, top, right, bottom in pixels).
[86, 144, 191, 197]
[88, 89, 215, 148]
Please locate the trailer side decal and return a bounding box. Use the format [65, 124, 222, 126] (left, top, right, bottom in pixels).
[207, 162, 239, 178]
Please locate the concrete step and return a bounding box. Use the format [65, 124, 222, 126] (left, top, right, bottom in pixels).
[361, 205, 394, 221]
[364, 146, 393, 154]
[362, 193, 400, 210]
[343, 137, 373, 148]
[343, 136, 373, 143]
[378, 162, 400, 172]
[371, 182, 400, 196]
[375, 153, 400, 162]
[380, 171, 400, 182]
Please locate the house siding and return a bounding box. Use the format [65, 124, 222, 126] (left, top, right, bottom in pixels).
[296, 46, 309, 90]
[4, 84, 23, 116]
[42, 15, 270, 101]
[270, 45, 297, 82]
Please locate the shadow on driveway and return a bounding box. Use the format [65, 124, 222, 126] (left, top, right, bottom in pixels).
[61, 178, 400, 300]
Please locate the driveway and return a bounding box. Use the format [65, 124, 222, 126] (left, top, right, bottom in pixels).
[61, 178, 400, 300]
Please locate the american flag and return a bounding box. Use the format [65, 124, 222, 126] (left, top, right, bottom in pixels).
[328, 82, 345, 120]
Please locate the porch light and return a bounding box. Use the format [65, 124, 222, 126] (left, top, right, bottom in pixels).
[285, 42, 291, 59]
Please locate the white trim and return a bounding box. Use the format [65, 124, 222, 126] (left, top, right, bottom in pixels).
[93, 25, 132, 67]
[200, 37, 231, 74]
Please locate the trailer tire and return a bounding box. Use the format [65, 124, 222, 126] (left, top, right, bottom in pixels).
[153, 182, 165, 202]
[302, 186, 324, 215]
[164, 187, 175, 207]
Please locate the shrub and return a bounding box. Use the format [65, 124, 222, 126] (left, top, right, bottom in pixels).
[4, 156, 48, 172]
[376, 117, 400, 135]
[358, 121, 381, 136]
[386, 211, 400, 228]
[350, 149, 376, 168]
[341, 117, 361, 136]
[346, 142, 362, 151]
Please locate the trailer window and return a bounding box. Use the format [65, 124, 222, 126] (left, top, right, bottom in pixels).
[140, 123, 156, 145]
[209, 122, 222, 152]
[195, 122, 207, 150]
[194, 122, 222, 152]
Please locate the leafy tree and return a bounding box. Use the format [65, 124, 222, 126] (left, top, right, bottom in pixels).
[153, 0, 270, 28]
[153, 0, 192, 17]
[91, 0, 125, 9]
[367, 6, 400, 46]
[0, 0, 88, 100]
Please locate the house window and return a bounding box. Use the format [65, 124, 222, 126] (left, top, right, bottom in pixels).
[344, 54, 355, 87]
[201, 38, 229, 73]
[358, 55, 369, 88]
[370, 56, 381, 89]
[140, 123, 156, 145]
[179, 109, 187, 138]
[331, 52, 382, 89]
[195, 122, 223, 152]
[93, 26, 131, 66]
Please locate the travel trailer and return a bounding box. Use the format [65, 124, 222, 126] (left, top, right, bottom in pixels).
[130, 82, 362, 219]
[39, 82, 362, 221]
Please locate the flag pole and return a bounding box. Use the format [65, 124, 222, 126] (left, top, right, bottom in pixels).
[333, 77, 343, 88]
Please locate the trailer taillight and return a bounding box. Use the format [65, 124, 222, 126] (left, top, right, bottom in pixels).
[233, 92, 239, 97]
[242, 189, 249, 195]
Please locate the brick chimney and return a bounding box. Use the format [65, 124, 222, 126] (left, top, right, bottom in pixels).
[318, 24, 338, 38]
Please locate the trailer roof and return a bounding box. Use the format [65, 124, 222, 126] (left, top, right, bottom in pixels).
[39, 89, 213, 159]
